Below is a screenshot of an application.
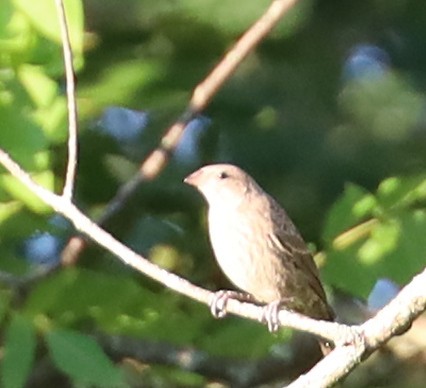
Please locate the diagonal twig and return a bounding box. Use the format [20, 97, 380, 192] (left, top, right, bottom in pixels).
[1, 148, 426, 388]
[60, 0, 299, 264]
[55, 0, 78, 200]
[0, 147, 350, 345]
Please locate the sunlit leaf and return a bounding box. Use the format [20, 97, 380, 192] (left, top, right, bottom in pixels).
[13, 0, 84, 53]
[358, 220, 400, 264]
[322, 183, 376, 244]
[0, 171, 54, 213]
[377, 175, 426, 209]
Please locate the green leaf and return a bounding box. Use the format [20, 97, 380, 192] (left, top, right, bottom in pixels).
[383, 210, 426, 283]
[0, 171, 54, 213]
[1, 314, 36, 388]
[180, 0, 312, 37]
[0, 105, 47, 166]
[322, 241, 371, 298]
[17, 64, 68, 141]
[323, 210, 426, 298]
[0, 201, 22, 225]
[322, 183, 376, 244]
[358, 220, 400, 264]
[200, 319, 276, 358]
[377, 175, 426, 209]
[24, 268, 144, 322]
[45, 329, 125, 387]
[18, 64, 58, 108]
[13, 0, 84, 54]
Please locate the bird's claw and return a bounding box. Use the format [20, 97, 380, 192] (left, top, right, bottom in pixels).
[209, 290, 232, 318]
[209, 290, 255, 318]
[262, 298, 297, 332]
[262, 300, 282, 332]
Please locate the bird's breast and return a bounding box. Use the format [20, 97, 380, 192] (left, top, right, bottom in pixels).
[208, 207, 285, 302]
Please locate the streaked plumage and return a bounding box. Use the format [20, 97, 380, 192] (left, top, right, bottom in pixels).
[185, 164, 333, 353]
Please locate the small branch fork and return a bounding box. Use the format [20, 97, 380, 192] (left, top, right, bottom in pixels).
[60, 0, 299, 265]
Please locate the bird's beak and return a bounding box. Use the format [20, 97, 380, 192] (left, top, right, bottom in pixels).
[183, 169, 202, 187]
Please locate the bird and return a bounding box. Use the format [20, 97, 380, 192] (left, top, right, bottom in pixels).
[184, 163, 334, 354]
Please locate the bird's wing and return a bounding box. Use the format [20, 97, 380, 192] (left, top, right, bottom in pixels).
[268, 199, 328, 303]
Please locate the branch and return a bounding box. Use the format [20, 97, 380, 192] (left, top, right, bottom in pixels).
[1, 147, 426, 387]
[60, 0, 299, 264]
[288, 268, 426, 387]
[139, 0, 298, 176]
[55, 0, 78, 200]
[0, 148, 348, 342]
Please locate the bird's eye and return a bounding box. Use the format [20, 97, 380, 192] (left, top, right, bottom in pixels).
[218, 171, 229, 179]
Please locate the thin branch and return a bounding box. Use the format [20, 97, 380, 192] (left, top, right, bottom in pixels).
[141, 0, 298, 176]
[55, 0, 78, 200]
[287, 267, 426, 388]
[61, 0, 299, 265]
[0, 148, 348, 342]
[332, 218, 378, 250]
[1, 148, 426, 386]
[191, 0, 297, 110]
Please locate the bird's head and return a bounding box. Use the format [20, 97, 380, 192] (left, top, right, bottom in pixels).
[184, 164, 261, 208]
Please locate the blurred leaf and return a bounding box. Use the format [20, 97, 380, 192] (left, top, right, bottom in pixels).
[24, 267, 211, 345]
[0, 0, 13, 33]
[386, 210, 426, 281]
[322, 183, 376, 244]
[323, 172, 426, 298]
[0, 4, 34, 67]
[0, 205, 51, 242]
[24, 267, 185, 342]
[17, 64, 68, 141]
[324, 209, 426, 298]
[0, 252, 28, 276]
[0, 201, 22, 224]
[0, 105, 47, 166]
[179, 0, 268, 33]
[35, 97, 68, 142]
[180, 0, 312, 37]
[200, 320, 277, 358]
[18, 64, 58, 107]
[1, 314, 36, 388]
[0, 170, 54, 213]
[45, 329, 125, 386]
[79, 60, 165, 111]
[322, 240, 371, 298]
[13, 0, 84, 54]
[358, 220, 400, 264]
[24, 268, 142, 322]
[376, 175, 426, 209]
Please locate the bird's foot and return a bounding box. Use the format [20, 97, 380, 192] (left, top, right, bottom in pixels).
[209, 290, 254, 318]
[261, 298, 295, 332]
[261, 300, 282, 332]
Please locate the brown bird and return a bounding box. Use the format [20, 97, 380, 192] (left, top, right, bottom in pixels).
[184, 164, 334, 354]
